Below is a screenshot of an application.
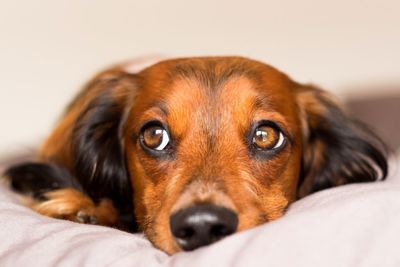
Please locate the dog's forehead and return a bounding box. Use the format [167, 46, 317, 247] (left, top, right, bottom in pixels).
[132, 57, 299, 135]
[140, 57, 291, 84]
[138, 57, 296, 106]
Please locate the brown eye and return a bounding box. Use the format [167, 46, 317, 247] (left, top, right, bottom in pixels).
[252, 125, 285, 150]
[141, 125, 170, 151]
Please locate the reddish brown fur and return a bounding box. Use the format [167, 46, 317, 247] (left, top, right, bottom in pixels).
[122, 58, 304, 253]
[36, 57, 307, 253]
[24, 56, 386, 254]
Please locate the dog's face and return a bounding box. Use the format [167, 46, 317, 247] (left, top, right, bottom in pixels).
[125, 58, 303, 253]
[39, 56, 387, 254]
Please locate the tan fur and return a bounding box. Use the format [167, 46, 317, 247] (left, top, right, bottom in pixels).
[25, 188, 118, 226]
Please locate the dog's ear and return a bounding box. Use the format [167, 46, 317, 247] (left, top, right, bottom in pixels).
[69, 69, 136, 206]
[295, 85, 388, 197]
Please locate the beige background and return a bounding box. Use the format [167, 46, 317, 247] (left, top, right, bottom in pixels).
[0, 0, 399, 156]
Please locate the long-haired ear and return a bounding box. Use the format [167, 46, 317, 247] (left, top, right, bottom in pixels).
[70, 70, 135, 207]
[296, 85, 388, 197]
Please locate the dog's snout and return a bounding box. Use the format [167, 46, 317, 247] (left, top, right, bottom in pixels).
[169, 204, 238, 251]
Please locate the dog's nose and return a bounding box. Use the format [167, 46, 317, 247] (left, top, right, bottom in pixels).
[169, 204, 238, 251]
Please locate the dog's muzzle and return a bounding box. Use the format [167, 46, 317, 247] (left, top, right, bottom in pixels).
[169, 204, 238, 251]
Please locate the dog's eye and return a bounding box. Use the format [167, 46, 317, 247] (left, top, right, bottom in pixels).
[252, 124, 285, 150]
[141, 125, 170, 151]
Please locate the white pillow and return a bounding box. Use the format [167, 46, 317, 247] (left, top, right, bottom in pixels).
[1, 155, 399, 267]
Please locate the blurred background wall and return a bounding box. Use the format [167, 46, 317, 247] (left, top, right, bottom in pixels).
[0, 0, 399, 156]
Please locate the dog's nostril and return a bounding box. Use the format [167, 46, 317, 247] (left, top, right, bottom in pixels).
[176, 227, 195, 239]
[211, 223, 231, 238]
[169, 204, 238, 251]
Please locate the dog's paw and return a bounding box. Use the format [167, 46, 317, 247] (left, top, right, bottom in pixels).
[75, 210, 98, 224]
[55, 209, 99, 225]
[26, 188, 118, 227]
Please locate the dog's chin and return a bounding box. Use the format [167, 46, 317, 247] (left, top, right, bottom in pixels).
[159, 242, 182, 255]
[141, 215, 182, 255]
[147, 228, 182, 255]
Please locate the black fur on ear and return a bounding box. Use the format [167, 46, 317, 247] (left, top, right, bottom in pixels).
[296, 86, 388, 197]
[71, 78, 133, 211]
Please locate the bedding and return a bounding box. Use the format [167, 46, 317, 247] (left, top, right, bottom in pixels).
[1, 155, 399, 267]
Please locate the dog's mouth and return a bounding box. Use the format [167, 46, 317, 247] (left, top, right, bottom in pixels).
[169, 204, 238, 251]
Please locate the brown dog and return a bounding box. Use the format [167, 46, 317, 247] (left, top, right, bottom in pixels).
[4, 57, 387, 254]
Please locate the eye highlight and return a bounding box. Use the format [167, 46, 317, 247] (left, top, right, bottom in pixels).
[251, 122, 286, 151]
[140, 123, 170, 151]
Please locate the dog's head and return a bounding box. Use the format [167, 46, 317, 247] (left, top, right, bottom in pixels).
[44, 57, 387, 254]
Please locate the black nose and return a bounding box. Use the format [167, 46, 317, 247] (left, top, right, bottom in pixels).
[169, 204, 238, 251]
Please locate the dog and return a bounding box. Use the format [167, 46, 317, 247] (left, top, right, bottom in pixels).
[3, 57, 388, 254]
